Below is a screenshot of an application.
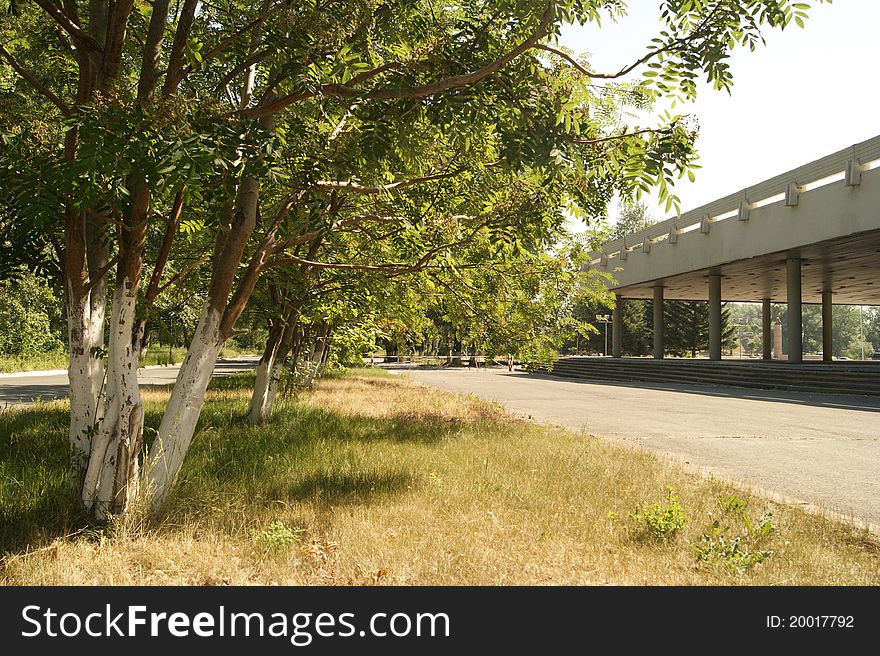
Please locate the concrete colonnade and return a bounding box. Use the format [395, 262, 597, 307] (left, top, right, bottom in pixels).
[611, 256, 837, 362]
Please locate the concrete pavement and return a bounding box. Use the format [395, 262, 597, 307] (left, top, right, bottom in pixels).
[0, 357, 260, 407]
[395, 367, 880, 526]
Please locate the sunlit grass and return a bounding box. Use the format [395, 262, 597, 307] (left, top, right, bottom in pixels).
[0, 350, 68, 373]
[1, 369, 878, 585]
[0, 342, 253, 373]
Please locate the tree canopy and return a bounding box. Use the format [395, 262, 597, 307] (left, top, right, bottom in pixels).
[0, 0, 830, 519]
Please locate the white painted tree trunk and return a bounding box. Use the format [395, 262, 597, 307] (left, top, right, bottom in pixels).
[246, 324, 283, 425]
[81, 282, 143, 520]
[67, 290, 105, 486]
[262, 357, 286, 417]
[247, 357, 272, 423]
[247, 319, 297, 424]
[143, 303, 225, 511]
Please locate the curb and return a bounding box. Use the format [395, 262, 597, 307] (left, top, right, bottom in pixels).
[0, 356, 260, 380]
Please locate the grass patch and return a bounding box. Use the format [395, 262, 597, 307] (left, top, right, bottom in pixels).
[1, 368, 879, 585]
[0, 350, 68, 373]
[0, 342, 252, 374]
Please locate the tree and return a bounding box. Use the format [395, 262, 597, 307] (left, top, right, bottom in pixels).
[622, 300, 652, 356]
[665, 300, 735, 357]
[0, 270, 65, 357]
[865, 307, 880, 353]
[0, 0, 826, 519]
[610, 201, 654, 240]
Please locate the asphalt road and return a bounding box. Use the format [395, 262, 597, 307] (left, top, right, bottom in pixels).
[0, 357, 260, 407]
[395, 366, 880, 527]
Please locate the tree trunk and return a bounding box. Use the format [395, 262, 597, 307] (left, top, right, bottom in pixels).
[80, 185, 149, 521]
[81, 280, 144, 520]
[67, 293, 104, 486]
[143, 174, 261, 511]
[450, 338, 463, 366]
[65, 208, 108, 490]
[247, 319, 285, 424]
[468, 342, 478, 368]
[261, 318, 298, 420]
[316, 327, 332, 377]
[133, 317, 152, 360]
[144, 302, 225, 511]
[311, 323, 330, 365]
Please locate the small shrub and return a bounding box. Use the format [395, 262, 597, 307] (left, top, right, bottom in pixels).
[629, 486, 686, 541]
[693, 495, 774, 572]
[251, 520, 303, 555]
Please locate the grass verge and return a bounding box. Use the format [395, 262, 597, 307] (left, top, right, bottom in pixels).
[1, 368, 878, 585]
[0, 350, 68, 374]
[0, 342, 252, 373]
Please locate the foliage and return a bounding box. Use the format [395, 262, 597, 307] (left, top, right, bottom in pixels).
[610, 201, 654, 240]
[629, 486, 686, 541]
[0, 271, 64, 357]
[692, 495, 774, 572]
[251, 520, 304, 555]
[665, 300, 736, 357]
[0, 0, 834, 516]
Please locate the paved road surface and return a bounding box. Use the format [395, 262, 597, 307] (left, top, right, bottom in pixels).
[395, 367, 880, 526]
[0, 357, 260, 407]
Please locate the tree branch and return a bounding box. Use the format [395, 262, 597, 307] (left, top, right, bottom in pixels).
[83, 255, 119, 293]
[155, 255, 209, 296]
[0, 45, 72, 116]
[314, 169, 463, 195]
[565, 127, 672, 145]
[144, 187, 185, 303]
[557, 2, 724, 81]
[32, 0, 104, 51]
[162, 0, 198, 95]
[248, 1, 556, 117]
[137, 0, 175, 103]
[265, 222, 488, 274]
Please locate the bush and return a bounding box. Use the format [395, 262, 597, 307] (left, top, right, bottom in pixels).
[251, 520, 303, 555]
[0, 272, 64, 357]
[629, 486, 687, 541]
[692, 495, 774, 571]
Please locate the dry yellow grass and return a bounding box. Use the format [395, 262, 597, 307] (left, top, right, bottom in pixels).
[2, 369, 879, 585]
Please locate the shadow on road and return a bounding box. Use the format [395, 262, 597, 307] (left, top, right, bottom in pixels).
[0, 384, 69, 406]
[524, 371, 880, 413]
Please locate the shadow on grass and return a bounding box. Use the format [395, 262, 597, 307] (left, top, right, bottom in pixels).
[0, 404, 84, 555]
[279, 471, 415, 505]
[2, 377, 473, 554]
[205, 371, 257, 392]
[171, 403, 465, 516]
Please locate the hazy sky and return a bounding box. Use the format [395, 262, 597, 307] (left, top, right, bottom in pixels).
[559, 0, 880, 226]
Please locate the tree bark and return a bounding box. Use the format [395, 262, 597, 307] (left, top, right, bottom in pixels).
[65, 207, 107, 489]
[81, 278, 145, 519]
[80, 185, 148, 520]
[144, 303, 225, 512]
[259, 316, 298, 421]
[247, 318, 285, 424]
[144, 174, 260, 511]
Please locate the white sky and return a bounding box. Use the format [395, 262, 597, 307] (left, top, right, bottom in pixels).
[559, 0, 880, 226]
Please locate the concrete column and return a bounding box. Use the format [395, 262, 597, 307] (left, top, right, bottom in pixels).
[653, 285, 664, 360]
[762, 298, 772, 360]
[612, 294, 622, 358]
[822, 290, 833, 362]
[709, 274, 722, 361]
[773, 317, 783, 359]
[786, 257, 803, 363]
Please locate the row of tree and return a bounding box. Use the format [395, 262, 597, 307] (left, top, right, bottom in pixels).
[0, 0, 827, 521]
